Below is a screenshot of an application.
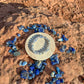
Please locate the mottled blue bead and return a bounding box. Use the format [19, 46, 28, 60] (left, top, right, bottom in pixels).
[17, 33, 21, 37]
[28, 76, 33, 80]
[40, 65, 45, 72]
[36, 62, 43, 69]
[12, 37, 17, 44]
[58, 38, 64, 42]
[56, 67, 60, 74]
[32, 25, 37, 29]
[49, 81, 53, 84]
[60, 79, 64, 83]
[8, 49, 13, 53]
[38, 28, 44, 32]
[47, 27, 51, 31]
[37, 24, 42, 27]
[59, 49, 65, 52]
[8, 44, 13, 47]
[20, 70, 29, 79]
[19, 61, 27, 66]
[35, 69, 40, 75]
[55, 74, 62, 79]
[32, 73, 35, 78]
[28, 63, 32, 66]
[18, 25, 24, 30]
[64, 37, 68, 41]
[34, 28, 38, 33]
[72, 48, 76, 54]
[42, 62, 47, 65]
[51, 71, 56, 77]
[56, 80, 60, 84]
[57, 33, 59, 36]
[13, 51, 20, 56]
[51, 62, 57, 65]
[23, 28, 29, 32]
[43, 25, 47, 29]
[66, 50, 70, 53]
[6, 40, 12, 45]
[52, 78, 57, 82]
[53, 31, 56, 35]
[30, 66, 35, 71]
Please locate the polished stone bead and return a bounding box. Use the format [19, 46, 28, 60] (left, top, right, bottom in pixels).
[8, 49, 13, 53]
[17, 33, 21, 37]
[28, 63, 32, 66]
[66, 50, 70, 53]
[19, 61, 27, 66]
[58, 38, 64, 42]
[38, 28, 44, 32]
[56, 80, 60, 84]
[20, 70, 29, 79]
[60, 79, 64, 83]
[32, 25, 36, 29]
[18, 25, 24, 30]
[39, 65, 45, 72]
[51, 71, 56, 77]
[30, 65, 35, 71]
[47, 27, 51, 31]
[62, 35, 68, 41]
[32, 73, 35, 78]
[55, 74, 62, 79]
[13, 51, 20, 56]
[53, 31, 56, 35]
[72, 48, 76, 54]
[49, 81, 53, 84]
[23, 28, 29, 32]
[35, 69, 40, 75]
[52, 78, 57, 82]
[43, 25, 47, 29]
[37, 24, 42, 27]
[34, 28, 38, 33]
[57, 33, 59, 36]
[56, 67, 60, 74]
[8, 44, 14, 47]
[6, 40, 12, 45]
[12, 45, 17, 50]
[36, 61, 43, 69]
[12, 37, 17, 44]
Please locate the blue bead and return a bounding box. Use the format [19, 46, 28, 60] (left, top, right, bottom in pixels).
[34, 28, 38, 33]
[55, 74, 62, 79]
[8, 44, 13, 47]
[56, 80, 60, 84]
[12, 37, 17, 43]
[66, 50, 70, 53]
[32, 25, 37, 29]
[58, 38, 64, 42]
[49, 81, 53, 84]
[57, 34, 59, 36]
[62, 35, 65, 38]
[6, 40, 12, 45]
[38, 28, 44, 32]
[20, 70, 29, 79]
[53, 31, 56, 35]
[23, 29, 29, 32]
[35, 69, 40, 75]
[60, 79, 64, 83]
[17, 33, 21, 37]
[42, 62, 47, 65]
[43, 25, 47, 29]
[28, 63, 32, 66]
[18, 25, 24, 30]
[51, 62, 57, 65]
[59, 49, 65, 52]
[51, 71, 56, 77]
[56, 67, 60, 74]
[19, 61, 27, 66]
[32, 73, 35, 78]
[47, 27, 51, 31]
[52, 78, 57, 82]
[39, 65, 45, 72]
[8, 49, 13, 53]
[60, 71, 64, 75]
[37, 24, 42, 27]
[36, 62, 43, 69]
[28, 70, 33, 74]
[13, 51, 20, 56]
[64, 37, 68, 41]
[30, 65, 35, 71]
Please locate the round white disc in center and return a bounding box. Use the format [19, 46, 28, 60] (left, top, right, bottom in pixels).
[32, 37, 45, 51]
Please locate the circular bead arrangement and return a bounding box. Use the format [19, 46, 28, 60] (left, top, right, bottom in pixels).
[6, 24, 76, 84]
